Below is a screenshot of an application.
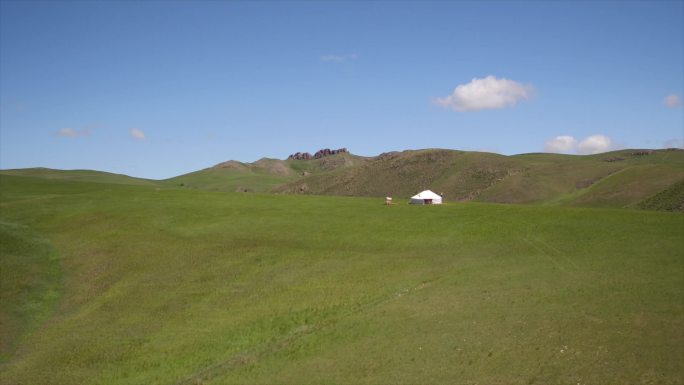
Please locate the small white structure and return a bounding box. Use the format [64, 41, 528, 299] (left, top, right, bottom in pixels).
[410, 190, 443, 205]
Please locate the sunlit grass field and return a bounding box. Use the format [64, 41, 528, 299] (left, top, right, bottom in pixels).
[1, 174, 682, 384]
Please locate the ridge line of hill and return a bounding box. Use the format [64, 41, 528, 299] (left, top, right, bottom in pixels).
[1, 148, 682, 210]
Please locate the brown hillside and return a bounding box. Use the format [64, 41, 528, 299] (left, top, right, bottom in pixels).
[273, 148, 684, 208]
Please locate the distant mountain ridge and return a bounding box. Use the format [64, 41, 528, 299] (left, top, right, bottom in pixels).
[2, 147, 683, 210]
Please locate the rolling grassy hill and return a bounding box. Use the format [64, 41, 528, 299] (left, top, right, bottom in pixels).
[0, 168, 157, 186]
[1, 174, 682, 384]
[2, 148, 683, 210]
[160, 160, 293, 193]
[159, 152, 369, 193]
[274, 148, 684, 209]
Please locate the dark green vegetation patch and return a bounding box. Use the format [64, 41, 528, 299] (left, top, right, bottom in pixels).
[0, 220, 61, 363]
[636, 179, 684, 212]
[0, 174, 682, 384]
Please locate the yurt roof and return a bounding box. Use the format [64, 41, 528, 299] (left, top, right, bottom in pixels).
[410, 190, 441, 200]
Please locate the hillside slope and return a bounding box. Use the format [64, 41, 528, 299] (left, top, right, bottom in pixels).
[274, 149, 684, 209]
[3, 148, 682, 209]
[635, 179, 684, 212]
[161, 152, 368, 192]
[0, 168, 158, 186]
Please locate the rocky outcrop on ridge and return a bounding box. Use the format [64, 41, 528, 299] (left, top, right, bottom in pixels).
[288, 152, 313, 160]
[288, 148, 348, 160]
[314, 148, 348, 159]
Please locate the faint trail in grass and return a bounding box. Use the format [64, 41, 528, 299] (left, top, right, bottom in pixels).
[461, 206, 578, 274]
[498, 210, 581, 275]
[523, 237, 570, 274]
[522, 236, 583, 279]
[530, 236, 580, 270]
[0, 194, 61, 207]
[173, 277, 443, 385]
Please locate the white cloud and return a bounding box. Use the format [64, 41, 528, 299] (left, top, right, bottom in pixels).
[544, 136, 578, 153]
[56, 127, 90, 138]
[544, 134, 618, 155]
[320, 53, 358, 62]
[130, 128, 145, 141]
[664, 93, 682, 108]
[578, 134, 614, 155]
[434, 75, 535, 112]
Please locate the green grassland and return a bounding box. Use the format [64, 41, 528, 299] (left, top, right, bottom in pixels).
[0, 220, 61, 363]
[3, 149, 682, 210]
[1, 174, 682, 384]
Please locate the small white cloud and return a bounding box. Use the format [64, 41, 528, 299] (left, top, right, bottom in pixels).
[56, 127, 90, 138]
[663, 138, 683, 149]
[664, 93, 682, 108]
[434, 75, 535, 112]
[544, 135, 577, 153]
[578, 134, 614, 155]
[320, 53, 358, 62]
[544, 134, 619, 155]
[130, 128, 145, 141]
[57, 128, 78, 137]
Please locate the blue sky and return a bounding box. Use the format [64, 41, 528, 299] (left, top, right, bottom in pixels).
[1, 1, 682, 179]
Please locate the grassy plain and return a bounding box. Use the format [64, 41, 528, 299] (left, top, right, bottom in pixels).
[1, 174, 683, 384]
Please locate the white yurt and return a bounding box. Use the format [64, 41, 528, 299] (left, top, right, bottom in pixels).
[410, 190, 443, 205]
